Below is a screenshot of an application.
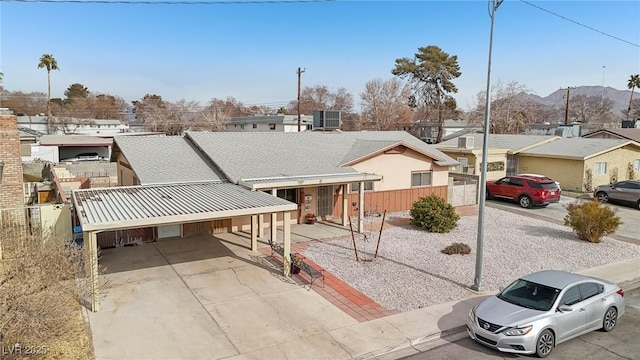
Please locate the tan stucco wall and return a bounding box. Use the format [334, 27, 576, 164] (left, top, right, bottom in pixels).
[518, 145, 640, 192]
[517, 156, 585, 191]
[586, 145, 640, 187]
[39, 204, 72, 241]
[116, 153, 137, 186]
[350, 148, 448, 190]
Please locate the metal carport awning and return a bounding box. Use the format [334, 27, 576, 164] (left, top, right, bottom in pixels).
[72, 181, 298, 312]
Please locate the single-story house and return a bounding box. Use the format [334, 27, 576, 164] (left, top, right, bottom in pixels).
[582, 128, 640, 143]
[437, 134, 559, 180]
[437, 133, 640, 191]
[226, 115, 313, 132]
[72, 130, 458, 311]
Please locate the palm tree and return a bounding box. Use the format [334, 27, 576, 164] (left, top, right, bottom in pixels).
[627, 74, 640, 120]
[38, 54, 59, 134]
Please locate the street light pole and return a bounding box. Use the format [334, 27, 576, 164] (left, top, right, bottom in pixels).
[472, 0, 503, 292]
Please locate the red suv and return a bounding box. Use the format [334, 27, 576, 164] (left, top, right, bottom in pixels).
[486, 174, 561, 208]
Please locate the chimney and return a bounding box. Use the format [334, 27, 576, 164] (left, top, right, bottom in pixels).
[0, 115, 25, 210]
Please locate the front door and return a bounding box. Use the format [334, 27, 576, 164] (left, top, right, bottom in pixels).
[317, 186, 334, 219]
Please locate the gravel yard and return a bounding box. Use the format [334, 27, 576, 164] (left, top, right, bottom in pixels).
[302, 207, 640, 312]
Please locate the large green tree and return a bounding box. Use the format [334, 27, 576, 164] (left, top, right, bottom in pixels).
[627, 74, 640, 120]
[392, 45, 461, 143]
[64, 83, 89, 102]
[37, 54, 59, 134]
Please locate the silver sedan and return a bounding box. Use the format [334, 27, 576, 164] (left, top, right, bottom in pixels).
[467, 270, 625, 358]
[594, 180, 640, 210]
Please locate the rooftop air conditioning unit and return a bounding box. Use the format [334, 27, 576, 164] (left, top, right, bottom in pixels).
[458, 136, 474, 149]
[313, 110, 341, 130]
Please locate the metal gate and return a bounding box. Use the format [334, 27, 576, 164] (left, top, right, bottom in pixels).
[317, 186, 334, 219]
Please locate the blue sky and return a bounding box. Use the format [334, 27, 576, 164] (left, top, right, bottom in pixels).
[1, 0, 639, 111]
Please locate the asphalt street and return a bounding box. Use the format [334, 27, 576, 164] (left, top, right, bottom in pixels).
[401, 286, 640, 360]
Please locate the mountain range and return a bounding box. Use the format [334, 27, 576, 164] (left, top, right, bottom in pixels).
[523, 86, 634, 114]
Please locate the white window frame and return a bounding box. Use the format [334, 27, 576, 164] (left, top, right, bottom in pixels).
[634, 159, 640, 172]
[411, 171, 432, 187]
[594, 162, 607, 175]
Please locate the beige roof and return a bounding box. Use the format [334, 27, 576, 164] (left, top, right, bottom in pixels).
[583, 128, 640, 142]
[519, 137, 638, 160]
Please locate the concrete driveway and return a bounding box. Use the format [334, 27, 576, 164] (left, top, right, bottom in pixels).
[88, 234, 358, 360]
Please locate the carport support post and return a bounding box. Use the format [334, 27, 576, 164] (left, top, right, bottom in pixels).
[341, 184, 348, 226]
[283, 211, 291, 277]
[358, 182, 364, 233]
[84, 231, 99, 312]
[271, 189, 277, 243]
[250, 215, 258, 251]
[258, 214, 265, 238]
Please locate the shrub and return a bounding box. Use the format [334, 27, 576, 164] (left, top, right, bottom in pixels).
[564, 200, 621, 243]
[410, 194, 460, 233]
[441, 242, 471, 255]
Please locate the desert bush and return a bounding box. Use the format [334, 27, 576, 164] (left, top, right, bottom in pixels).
[564, 200, 621, 243]
[410, 195, 460, 233]
[441, 242, 471, 255]
[0, 224, 104, 359]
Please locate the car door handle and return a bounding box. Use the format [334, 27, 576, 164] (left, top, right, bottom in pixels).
[579, 308, 586, 312]
[601, 298, 607, 302]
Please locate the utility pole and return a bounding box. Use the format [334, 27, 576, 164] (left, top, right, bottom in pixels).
[297, 67, 305, 132]
[564, 87, 571, 124]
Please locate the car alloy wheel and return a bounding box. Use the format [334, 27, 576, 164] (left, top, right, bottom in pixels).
[518, 195, 532, 208]
[536, 329, 554, 358]
[596, 192, 609, 203]
[603, 307, 617, 332]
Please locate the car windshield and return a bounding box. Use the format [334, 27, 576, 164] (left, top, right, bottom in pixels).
[497, 279, 560, 311]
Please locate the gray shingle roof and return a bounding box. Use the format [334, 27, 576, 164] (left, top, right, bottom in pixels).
[186, 131, 457, 183]
[519, 137, 633, 159]
[583, 128, 640, 143]
[438, 134, 558, 153]
[114, 135, 225, 184]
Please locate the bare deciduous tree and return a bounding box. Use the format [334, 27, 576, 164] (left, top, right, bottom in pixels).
[0, 223, 105, 359]
[360, 78, 414, 130]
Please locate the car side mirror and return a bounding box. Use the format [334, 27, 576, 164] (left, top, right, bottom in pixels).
[558, 305, 572, 313]
[498, 286, 504, 292]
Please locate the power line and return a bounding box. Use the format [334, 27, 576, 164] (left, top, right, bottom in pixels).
[520, 0, 640, 48]
[0, 0, 333, 4]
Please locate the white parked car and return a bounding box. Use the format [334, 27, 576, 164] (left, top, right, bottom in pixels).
[61, 152, 105, 162]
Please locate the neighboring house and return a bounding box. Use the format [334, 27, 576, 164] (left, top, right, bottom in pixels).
[226, 115, 313, 132]
[25, 135, 112, 163]
[517, 138, 640, 191]
[17, 115, 128, 136]
[438, 133, 640, 191]
[414, 119, 478, 144]
[437, 134, 559, 180]
[582, 128, 640, 143]
[526, 123, 583, 137]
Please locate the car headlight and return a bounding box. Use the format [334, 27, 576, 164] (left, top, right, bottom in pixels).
[468, 307, 477, 322]
[503, 325, 533, 336]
